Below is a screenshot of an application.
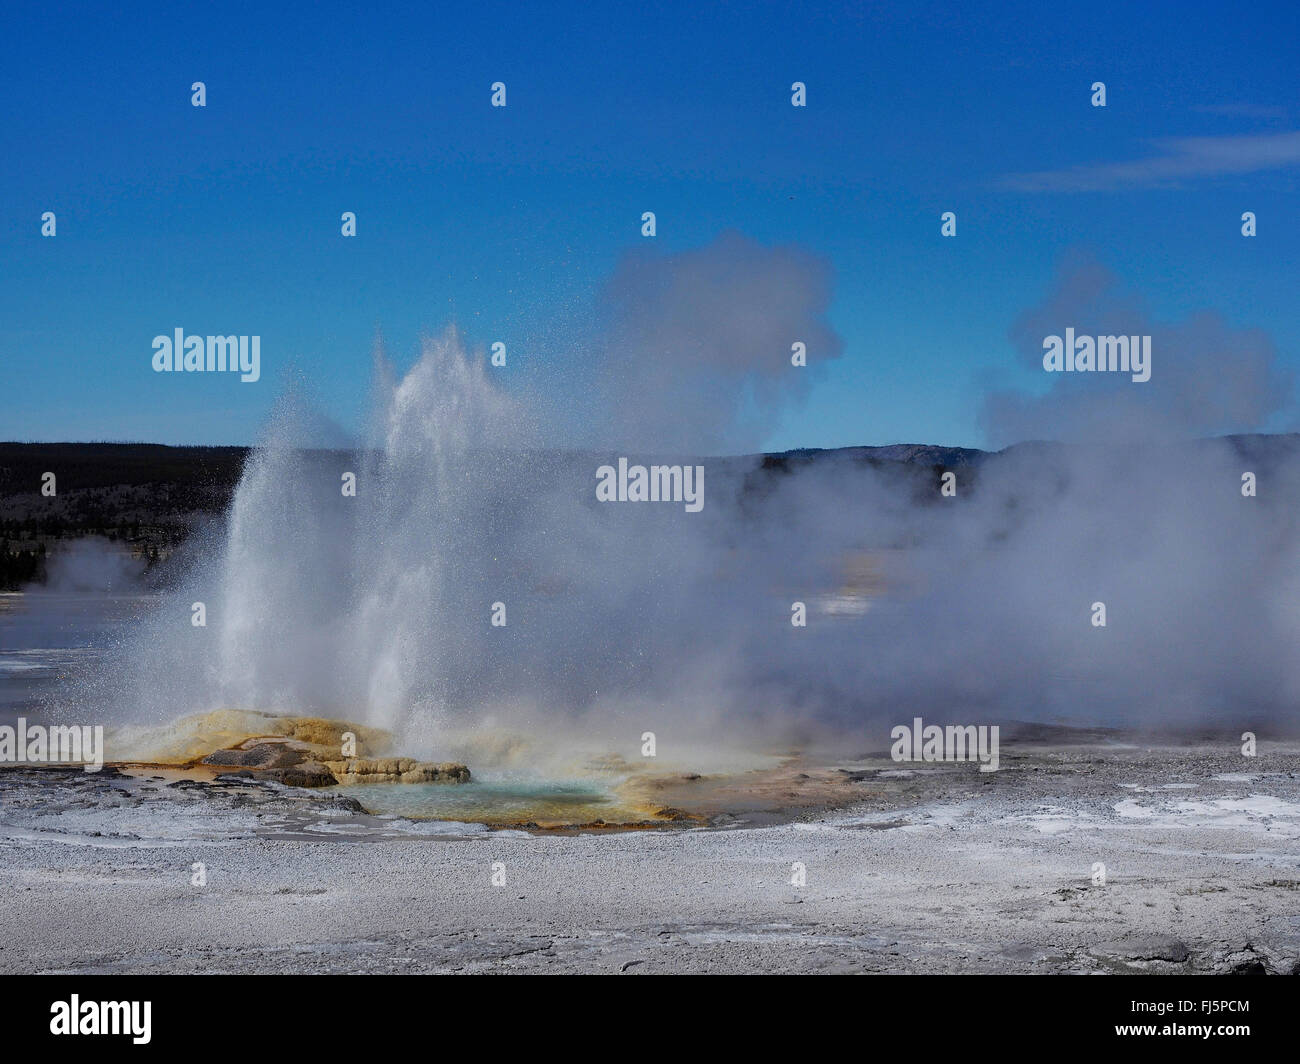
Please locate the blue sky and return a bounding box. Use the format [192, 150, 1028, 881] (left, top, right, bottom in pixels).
[2, 0, 1298, 450]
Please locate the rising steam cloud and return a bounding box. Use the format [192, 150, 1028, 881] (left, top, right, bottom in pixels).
[983, 254, 1294, 446]
[566, 230, 843, 455]
[80, 236, 1300, 765]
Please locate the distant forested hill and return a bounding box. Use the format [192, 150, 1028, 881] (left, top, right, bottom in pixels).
[0, 443, 249, 588]
[4, 434, 1298, 589]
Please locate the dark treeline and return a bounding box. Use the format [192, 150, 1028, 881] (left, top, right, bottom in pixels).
[2, 435, 1294, 591]
[0, 442, 249, 497]
[0, 539, 46, 587]
[0, 443, 251, 590]
[0, 441, 971, 590]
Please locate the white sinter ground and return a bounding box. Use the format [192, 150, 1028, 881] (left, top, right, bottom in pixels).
[0, 740, 1297, 974]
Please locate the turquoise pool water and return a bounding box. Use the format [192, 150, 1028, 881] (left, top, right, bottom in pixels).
[334, 777, 623, 825]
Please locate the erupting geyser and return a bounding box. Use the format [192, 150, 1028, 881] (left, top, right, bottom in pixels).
[74, 247, 1300, 771]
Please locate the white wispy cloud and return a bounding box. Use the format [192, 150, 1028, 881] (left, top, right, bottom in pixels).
[1003, 130, 1300, 192]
